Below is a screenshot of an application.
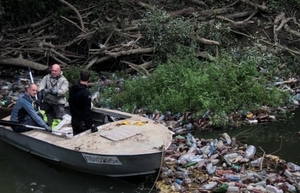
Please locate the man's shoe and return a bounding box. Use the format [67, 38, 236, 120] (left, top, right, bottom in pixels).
[91, 125, 98, 133]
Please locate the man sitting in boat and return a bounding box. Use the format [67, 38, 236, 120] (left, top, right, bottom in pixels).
[10, 83, 52, 133]
[69, 70, 98, 135]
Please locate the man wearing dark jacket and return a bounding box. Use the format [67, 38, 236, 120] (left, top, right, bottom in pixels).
[10, 83, 52, 133]
[69, 70, 98, 135]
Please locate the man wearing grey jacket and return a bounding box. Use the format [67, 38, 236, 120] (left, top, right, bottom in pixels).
[38, 64, 69, 125]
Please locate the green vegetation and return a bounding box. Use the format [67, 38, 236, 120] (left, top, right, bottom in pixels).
[64, 66, 98, 85]
[1, 0, 299, 127]
[100, 46, 290, 126]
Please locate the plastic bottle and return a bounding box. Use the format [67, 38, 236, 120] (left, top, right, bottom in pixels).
[206, 162, 216, 175]
[187, 155, 203, 162]
[231, 164, 241, 172]
[185, 123, 193, 130]
[285, 182, 297, 193]
[245, 145, 256, 159]
[213, 183, 228, 192]
[265, 185, 283, 193]
[184, 161, 198, 168]
[223, 174, 241, 181]
[175, 179, 184, 185]
[222, 133, 232, 145]
[171, 182, 182, 191]
[287, 162, 300, 171]
[216, 169, 233, 175]
[227, 186, 239, 193]
[224, 153, 238, 166]
[283, 169, 293, 179]
[249, 157, 263, 167]
[174, 169, 191, 179]
[208, 141, 216, 156]
[203, 181, 218, 190]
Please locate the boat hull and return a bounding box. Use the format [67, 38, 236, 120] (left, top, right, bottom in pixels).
[0, 107, 173, 177]
[0, 127, 164, 177]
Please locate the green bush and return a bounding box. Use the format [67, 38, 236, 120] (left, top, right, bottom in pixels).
[105, 50, 289, 126]
[63, 66, 98, 85]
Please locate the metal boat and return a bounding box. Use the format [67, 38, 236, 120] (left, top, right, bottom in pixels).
[0, 107, 173, 177]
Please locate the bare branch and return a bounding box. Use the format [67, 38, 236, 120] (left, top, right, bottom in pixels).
[7, 15, 53, 32]
[59, 0, 85, 31]
[107, 48, 155, 58]
[0, 58, 48, 71]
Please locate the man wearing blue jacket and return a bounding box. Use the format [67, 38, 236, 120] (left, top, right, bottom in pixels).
[10, 83, 52, 133]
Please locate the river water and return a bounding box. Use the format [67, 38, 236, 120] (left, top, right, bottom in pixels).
[0, 108, 300, 193]
[194, 108, 300, 165]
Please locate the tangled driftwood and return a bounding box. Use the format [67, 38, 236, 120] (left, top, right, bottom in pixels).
[0, 0, 300, 73]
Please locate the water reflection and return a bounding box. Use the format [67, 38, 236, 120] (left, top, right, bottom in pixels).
[195, 108, 300, 164]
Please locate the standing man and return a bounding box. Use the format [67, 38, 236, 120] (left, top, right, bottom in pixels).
[10, 83, 52, 133]
[38, 64, 69, 126]
[69, 70, 98, 135]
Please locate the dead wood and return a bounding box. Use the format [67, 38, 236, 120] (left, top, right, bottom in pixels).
[106, 48, 155, 58]
[123, 61, 152, 75]
[198, 8, 235, 17]
[224, 11, 253, 19]
[7, 16, 53, 32]
[1, 1, 300, 72]
[189, 0, 208, 8]
[240, 0, 269, 12]
[0, 58, 48, 71]
[59, 0, 85, 32]
[171, 7, 196, 16]
[196, 36, 220, 45]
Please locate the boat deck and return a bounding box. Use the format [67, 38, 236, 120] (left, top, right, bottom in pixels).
[2, 108, 173, 155]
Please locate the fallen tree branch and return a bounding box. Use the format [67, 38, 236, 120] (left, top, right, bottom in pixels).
[85, 56, 99, 69]
[95, 56, 114, 65]
[230, 29, 300, 56]
[196, 35, 220, 45]
[6, 15, 53, 32]
[190, 0, 208, 8]
[133, 0, 155, 10]
[51, 55, 68, 67]
[60, 15, 86, 33]
[106, 47, 155, 58]
[50, 48, 71, 62]
[0, 58, 48, 71]
[240, 0, 269, 12]
[284, 23, 300, 38]
[123, 60, 152, 75]
[273, 12, 285, 43]
[59, 0, 85, 32]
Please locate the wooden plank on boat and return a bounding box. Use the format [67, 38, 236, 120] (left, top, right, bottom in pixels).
[100, 127, 141, 141]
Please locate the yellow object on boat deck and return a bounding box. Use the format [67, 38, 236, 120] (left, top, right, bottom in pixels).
[134, 121, 147, 126]
[116, 120, 148, 126]
[116, 120, 131, 126]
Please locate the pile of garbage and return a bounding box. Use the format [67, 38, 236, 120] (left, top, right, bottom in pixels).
[155, 132, 300, 193]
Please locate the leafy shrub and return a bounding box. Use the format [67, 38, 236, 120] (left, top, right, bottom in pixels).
[104, 50, 289, 126]
[63, 66, 98, 85]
